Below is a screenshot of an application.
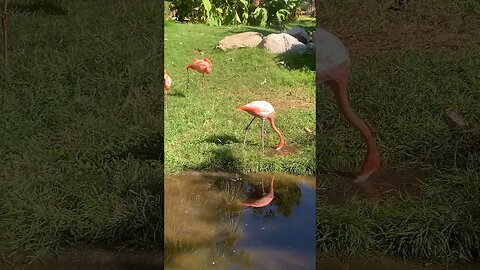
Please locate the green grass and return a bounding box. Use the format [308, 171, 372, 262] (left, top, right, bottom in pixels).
[317, 0, 480, 264]
[0, 0, 162, 264]
[164, 19, 316, 174]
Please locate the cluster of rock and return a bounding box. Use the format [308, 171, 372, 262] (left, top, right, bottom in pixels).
[216, 27, 317, 54]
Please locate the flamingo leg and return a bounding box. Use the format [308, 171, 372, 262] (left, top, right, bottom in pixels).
[261, 119, 265, 154]
[243, 116, 256, 146]
[202, 73, 205, 96]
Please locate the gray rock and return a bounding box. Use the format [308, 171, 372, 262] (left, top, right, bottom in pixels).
[260, 33, 306, 54]
[287, 27, 309, 44]
[217, 32, 263, 51]
[306, 42, 316, 51]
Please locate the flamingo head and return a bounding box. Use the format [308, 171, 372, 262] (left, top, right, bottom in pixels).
[275, 141, 285, 151]
[238, 104, 254, 113]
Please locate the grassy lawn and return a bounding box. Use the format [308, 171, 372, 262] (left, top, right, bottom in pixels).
[0, 0, 162, 263]
[317, 0, 480, 264]
[164, 17, 316, 175]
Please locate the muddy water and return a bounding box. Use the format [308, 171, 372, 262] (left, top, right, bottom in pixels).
[319, 168, 427, 205]
[265, 144, 299, 157]
[164, 172, 316, 270]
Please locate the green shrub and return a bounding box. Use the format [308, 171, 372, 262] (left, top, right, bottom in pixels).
[170, 0, 306, 28]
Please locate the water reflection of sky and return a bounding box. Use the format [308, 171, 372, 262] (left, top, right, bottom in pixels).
[232, 183, 316, 270]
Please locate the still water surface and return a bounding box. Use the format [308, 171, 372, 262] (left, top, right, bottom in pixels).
[164, 172, 316, 270]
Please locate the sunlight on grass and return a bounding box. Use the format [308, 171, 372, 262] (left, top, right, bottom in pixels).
[164, 21, 315, 174]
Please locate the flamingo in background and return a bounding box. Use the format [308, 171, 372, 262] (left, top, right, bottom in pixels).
[316, 28, 381, 183]
[186, 57, 212, 96]
[164, 69, 172, 108]
[239, 101, 285, 153]
[239, 177, 275, 208]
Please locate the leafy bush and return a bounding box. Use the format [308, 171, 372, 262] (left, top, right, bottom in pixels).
[170, 0, 306, 28]
[164, 1, 173, 19]
[263, 0, 302, 28]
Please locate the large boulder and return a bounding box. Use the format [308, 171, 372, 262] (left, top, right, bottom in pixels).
[260, 33, 306, 54]
[287, 27, 309, 44]
[217, 32, 263, 51]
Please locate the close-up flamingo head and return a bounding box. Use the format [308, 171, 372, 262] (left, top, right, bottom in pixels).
[238, 104, 254, 113]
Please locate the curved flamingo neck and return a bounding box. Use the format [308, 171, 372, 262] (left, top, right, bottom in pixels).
[329, 78, 380, 176]
[267, 177, 274, 196]
[268, 116, 285, 150]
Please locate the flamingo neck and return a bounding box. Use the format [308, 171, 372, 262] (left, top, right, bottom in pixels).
[330, 79, 380, 175]
[268, 178, 275, 196]
[268, 116, 285, 150]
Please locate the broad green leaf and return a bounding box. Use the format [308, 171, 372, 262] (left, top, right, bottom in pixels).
[239, 0, 249, 10]
[235, 11, 242, 24]
[202, 0, 211, 13]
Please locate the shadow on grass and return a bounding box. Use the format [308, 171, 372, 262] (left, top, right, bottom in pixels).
[410, 128, 480, 170]
[188, 147, 242, 172]
[116, 132, 163, 162]
[93, 173, 164, 249]
[168, 92, 186, 98]
[204, 134, 241, 145]
[10, 1, 67, 15]
[275, 50, 315, 71]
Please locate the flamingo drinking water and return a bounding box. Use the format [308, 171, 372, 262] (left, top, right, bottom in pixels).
[164, 69, 172, 108]
[239, 101, 285, 153]
[186, 57, 212, 96]
[316, 28, 381, 182]
[239, 177, 275, 208]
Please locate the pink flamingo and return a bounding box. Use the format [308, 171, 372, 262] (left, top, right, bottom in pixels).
[239, 101, 285, 153]
[164, 69, 172, 108]
[239, 177, 275, 208]
[316, 28, 381, 182]
[186, 57, 212, 96]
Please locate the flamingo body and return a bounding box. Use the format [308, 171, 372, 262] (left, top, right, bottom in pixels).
[164, 69, 172, 91]
[239, 100, 275, 119]
[239, 177, 275, 208]
[186, 57, 212, 96]
[239, 100, 285, 152]
[186, 57, 212, 74]
[164, 69, 172, 108]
